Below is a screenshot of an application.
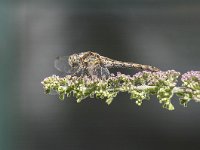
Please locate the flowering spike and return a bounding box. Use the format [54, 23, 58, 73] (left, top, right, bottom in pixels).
[41, 70, 200, 110]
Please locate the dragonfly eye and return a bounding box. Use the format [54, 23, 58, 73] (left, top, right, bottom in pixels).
[72, 62, 79, 68]
[68, 54, 80, 68]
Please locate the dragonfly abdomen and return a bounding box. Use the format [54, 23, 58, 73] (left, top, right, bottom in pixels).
[105, 60, 160, 72]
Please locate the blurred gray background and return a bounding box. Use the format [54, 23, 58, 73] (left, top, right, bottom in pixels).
[1, 0, 200, 150]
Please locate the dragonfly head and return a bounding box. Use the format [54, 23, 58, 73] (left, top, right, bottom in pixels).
[68, 54, 80, 68]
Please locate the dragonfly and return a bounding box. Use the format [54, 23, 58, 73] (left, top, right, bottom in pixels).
[54, 51, 160, 78]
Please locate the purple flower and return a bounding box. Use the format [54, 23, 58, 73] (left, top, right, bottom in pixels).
[181, 71, 200, 82]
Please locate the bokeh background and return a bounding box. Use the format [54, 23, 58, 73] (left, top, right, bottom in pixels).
[1, 0, 200, 150]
